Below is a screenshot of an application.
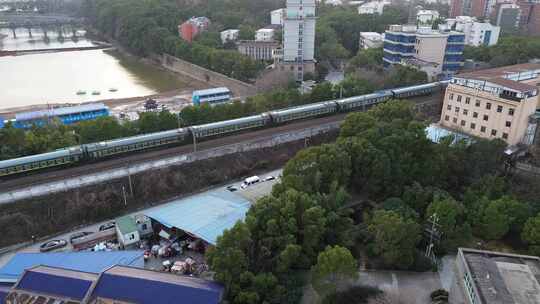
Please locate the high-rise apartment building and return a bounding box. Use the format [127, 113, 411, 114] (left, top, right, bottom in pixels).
[439, 63, 540, 145]
[383, 25, 465, 79]
[450, 0, 494, 18]
[282, 0, 316, 81]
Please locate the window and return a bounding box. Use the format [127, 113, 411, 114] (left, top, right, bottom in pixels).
[445, 115, 449, 121]
[449, 93, 454, 100]
[465, 97, 471, 104]
[509, 108, 515, 116]
[491, 129, 497, 136]
[457, 95, 462, 102]
[502, 133, 508, 139]
[447, 104, 452, 110]
[506, 121, 511, 127]
[497, 105, 503, 113]
[483, 115, 489, 121]
[129, 234, 135, 240]
[471, 123, 476, 129]
[475, 100, 481, 107]
[481, 126, 486, 133]
[142, 224, 148, 230]
[455, 107, 460, 113]
[463, 109, 468, 115]
[486, 102, 491, 110]
[461, 120, 466, 126]
[453, 117, 458, 123]
[473, 112, 478, 118]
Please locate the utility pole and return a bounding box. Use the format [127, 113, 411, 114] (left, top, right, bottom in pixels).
[424, 213, 441, 264]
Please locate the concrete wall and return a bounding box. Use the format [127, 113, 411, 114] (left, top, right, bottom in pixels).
[161, 54, 258, 97]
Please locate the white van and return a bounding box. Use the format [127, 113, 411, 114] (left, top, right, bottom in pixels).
[241, 176, 260, 189]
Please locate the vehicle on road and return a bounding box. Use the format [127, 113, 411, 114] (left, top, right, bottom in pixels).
[241, 176, 260, 189]
[99, 222, 116, 231]
[226, 185, 238, 192]
[39, 239, 67, 252]
[264, 176, 276, 181]
[69, 231, 94, 244]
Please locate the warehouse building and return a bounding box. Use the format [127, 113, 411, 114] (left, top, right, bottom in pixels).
[7, 103, 109, 129]
[455, 247, 540, 304]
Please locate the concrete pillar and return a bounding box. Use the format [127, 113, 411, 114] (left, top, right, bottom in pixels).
[11, 27, 16, 39]
[27, 27, 32, 38]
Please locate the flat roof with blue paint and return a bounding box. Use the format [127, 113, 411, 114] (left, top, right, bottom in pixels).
[15, 103, 108, 121]
[425, 124, 472, 144]
[143, 189, 251, 245]
[0, 251, 144, 284]
[192, 87, 230, 97]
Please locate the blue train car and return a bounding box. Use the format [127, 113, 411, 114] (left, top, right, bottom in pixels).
[13, 103, 109, 129]
[192, 87, 231, 106]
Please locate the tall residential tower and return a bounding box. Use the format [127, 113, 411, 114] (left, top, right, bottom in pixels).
[282, 0, 316, 81]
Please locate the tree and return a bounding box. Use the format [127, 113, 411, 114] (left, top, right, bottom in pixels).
[426, 196, 472, 251]
[312, 245, 358, 293]
[367, 210, 420, 269]
[522, 214, 540, 256]
[475, 201, 510, 240]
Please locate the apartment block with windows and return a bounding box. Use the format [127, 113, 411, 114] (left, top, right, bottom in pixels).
[439, 63, 540, 145]
[383, 25, 465, 79]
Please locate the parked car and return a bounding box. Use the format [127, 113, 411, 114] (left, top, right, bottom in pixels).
[69, 231, 94, 244]
[99, 222, 116, 231]
[264, 176, 276, 181]
[226, 185, 238, 192]
[39, 239, 67, 252]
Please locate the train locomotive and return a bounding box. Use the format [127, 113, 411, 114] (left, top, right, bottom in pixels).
[0, 81, 446, 177]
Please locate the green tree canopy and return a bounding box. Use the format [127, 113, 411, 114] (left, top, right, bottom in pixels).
[312, 245, 358, 293]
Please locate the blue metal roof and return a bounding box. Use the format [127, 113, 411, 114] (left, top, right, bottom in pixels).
[90, 266, 223, 304]
[0, 251, 144, 283]
[0, 117, 4, 129]
[144, 189, 251, 245]
[15, 103, 108, 121]
[16, 269, 94, 300]
[192, 87, 230, 96]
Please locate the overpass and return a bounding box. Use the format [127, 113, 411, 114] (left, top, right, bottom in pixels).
[0, 12, 83, 38]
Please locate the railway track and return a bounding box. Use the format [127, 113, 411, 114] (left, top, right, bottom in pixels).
[0, 113, 347, 192]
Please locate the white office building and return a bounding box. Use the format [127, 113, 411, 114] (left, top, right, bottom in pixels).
[220, 29, 239, 44]
[282, 0, 316, 81]
[255, 28, 275, 41]
[444, 16, 500, 46]
[270, 8, 285, 26]
[417, 10, 440, 25]
[358, 1, 387, 15]
[359, 32, 384, 49]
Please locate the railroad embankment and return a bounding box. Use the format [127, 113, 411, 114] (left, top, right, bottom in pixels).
[0, 130, 338, 248]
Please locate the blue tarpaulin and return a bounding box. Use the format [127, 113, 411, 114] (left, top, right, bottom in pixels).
[0, 251, 144, 283]
[144, 189, 251, 245]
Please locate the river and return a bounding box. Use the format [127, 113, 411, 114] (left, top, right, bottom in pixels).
[0, 28, 190, 111]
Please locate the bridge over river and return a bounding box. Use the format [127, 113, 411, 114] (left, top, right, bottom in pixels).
[0, 12, 83, 39]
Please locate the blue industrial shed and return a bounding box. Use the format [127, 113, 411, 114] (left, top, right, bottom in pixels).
[0, 251, 144, 284]
[12, 103, 109, 129]
[144, 189, 251, 245]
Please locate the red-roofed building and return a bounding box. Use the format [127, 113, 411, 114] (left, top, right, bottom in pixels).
[178, 17, 210, 43]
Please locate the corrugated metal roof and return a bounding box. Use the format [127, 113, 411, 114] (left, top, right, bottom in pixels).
[15, 103, 108, 121]
[89, 265, 223, 304]
[192, 87, 230, 97]
[15, 268, 95, 301]
[143, 189, 251, 245]
[425, 124, 472, 144]
[0, 251, 144, 283]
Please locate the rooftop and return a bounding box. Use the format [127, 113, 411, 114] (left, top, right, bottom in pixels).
[143, 189, 251, 245]
[459, 248, 540, 304]
[455, 63, 540, 93]
[0, 251, 144, 283]
[115, 215, 138, 235]
[15, 103, 108, 121]
[192, 87, 231, 96]
[425, 124, 472, 144]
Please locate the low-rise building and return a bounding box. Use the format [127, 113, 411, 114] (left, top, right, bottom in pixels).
[178, 16, 210, 43]
[439, 63, 540, 145]
[358, 1, 386, 14]
[238, 40, 280, 61]
[359, 32, 384, 49]
[417, 10, 440, 25]
[220, 29, 239, 44]
[115, 215, 140, 248]
[255, 28, 275, 41]
[9, 103, 109, 129]
[401, 58, 441, 81]
[383, 24, 465, 78]
[455, 248, 540, 304]
[446, 16, 500, 46]
[270, 8, 285, 25]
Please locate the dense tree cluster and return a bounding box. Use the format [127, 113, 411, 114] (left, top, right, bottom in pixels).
[464, 36, 540, 67]
[207, 101, 537, 303]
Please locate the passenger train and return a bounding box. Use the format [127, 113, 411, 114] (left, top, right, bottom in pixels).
[0, 81, 448, 178]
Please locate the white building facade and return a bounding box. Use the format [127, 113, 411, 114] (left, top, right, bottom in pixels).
[282, 0, 316, 81]
[255, 28, 275, 41]
[270, 8, 285, 26]
[445, 16, 500, 46]
[358, 1, 386, 14]
[359, 32, 384, 49]
[220, 29, 239, 44]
